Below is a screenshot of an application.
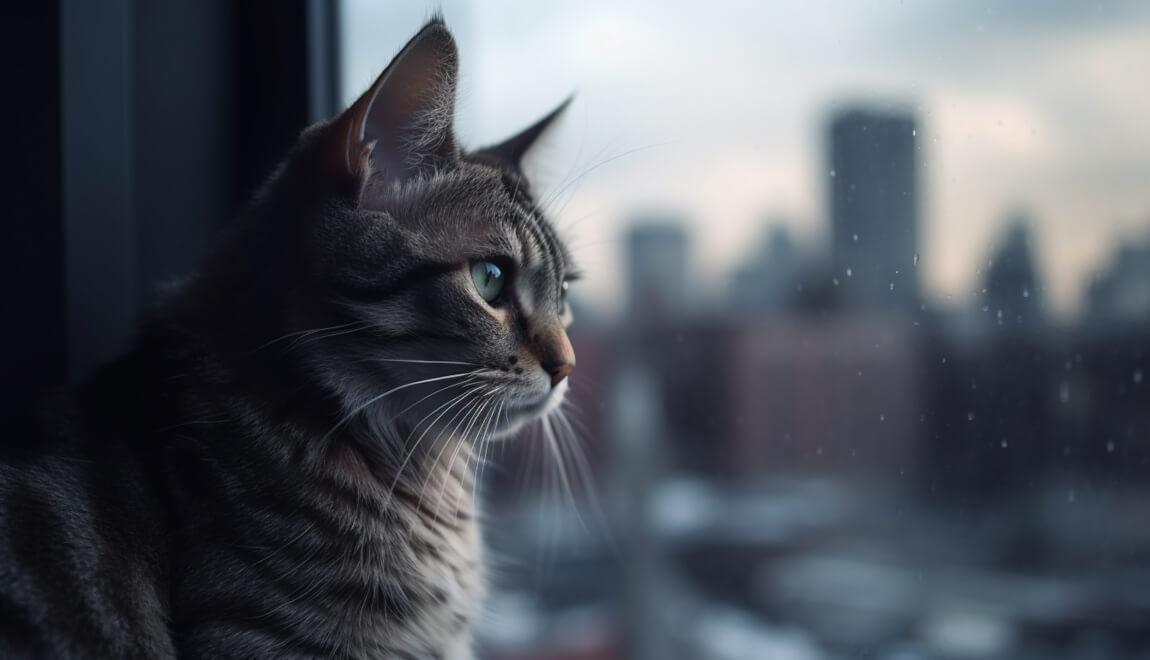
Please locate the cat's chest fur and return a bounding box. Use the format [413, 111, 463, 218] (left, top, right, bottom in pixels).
[174, 440, 485, 660]
[349, 460, 485, 659]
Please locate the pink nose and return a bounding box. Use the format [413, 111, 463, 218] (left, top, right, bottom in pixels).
[546, 362, 574, 388]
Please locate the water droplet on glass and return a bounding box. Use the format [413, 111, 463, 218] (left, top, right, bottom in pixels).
[1022, 287, 1030, 299]
[1135, 369, 1144, 384]
[1106, 441, 1115, 453]
[996, 309, 1003, 324]
[830, 169, 836, 178]
[846, 268, 853, 278]
[832, 277, 840, 286]
[1059, 382, 1070, 403]
[913, 253, 919, 266]
[1001, 440, 1008, 448]
[967, 412, 975, 422]
[852, 233, 859, 242]
[879, 414, 885, 422]
[912, 128, 917, 137]
[890, 282, 895, 291]
[941, 356, 947, 364]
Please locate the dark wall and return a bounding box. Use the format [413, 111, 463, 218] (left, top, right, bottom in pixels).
[1, 4, 66, 418]
[1, 0, 339, 423]
[134, 0, 232, 308]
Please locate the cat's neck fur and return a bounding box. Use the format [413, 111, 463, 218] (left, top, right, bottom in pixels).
[75, 313, 485, 659]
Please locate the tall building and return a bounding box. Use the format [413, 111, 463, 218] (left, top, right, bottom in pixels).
[728, 222, 802, 314]
[1087, 232, 1150, 329]
[625, 218, 690, 320]
[983, 215, 1046, 329]
[828, 109, 920, 311]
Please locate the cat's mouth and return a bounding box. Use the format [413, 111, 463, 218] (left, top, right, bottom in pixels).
[500, 379, 569, 430]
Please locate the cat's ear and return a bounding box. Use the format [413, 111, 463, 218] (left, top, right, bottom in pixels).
[327, 18, 459, 198]
[477, 96, 572, 170]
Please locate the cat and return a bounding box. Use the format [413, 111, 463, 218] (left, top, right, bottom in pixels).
[0, 17, 576, 659]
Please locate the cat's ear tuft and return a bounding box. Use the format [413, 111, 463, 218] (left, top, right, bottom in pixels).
[326, 18, 459, 199]
[477, 96, 573, 170]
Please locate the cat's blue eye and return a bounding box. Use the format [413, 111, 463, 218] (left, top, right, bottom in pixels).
[471, 261, 505, 303]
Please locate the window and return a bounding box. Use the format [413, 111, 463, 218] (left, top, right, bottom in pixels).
[343, 3, 1150, 658]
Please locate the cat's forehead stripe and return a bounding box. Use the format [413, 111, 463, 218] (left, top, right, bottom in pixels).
[512, 204, 548, 268]
[534, 209, 565, 278]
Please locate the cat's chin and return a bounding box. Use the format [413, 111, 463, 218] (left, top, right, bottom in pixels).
[494, 379, 569, 439]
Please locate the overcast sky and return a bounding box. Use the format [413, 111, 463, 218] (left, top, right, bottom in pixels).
[342, 0, 1150, 317]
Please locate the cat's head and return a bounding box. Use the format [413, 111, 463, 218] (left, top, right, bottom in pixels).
[213, 19, 576, 444]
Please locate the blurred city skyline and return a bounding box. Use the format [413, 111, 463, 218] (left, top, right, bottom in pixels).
[342, 0, 1150, 319]
[334, 7, 1150, 657]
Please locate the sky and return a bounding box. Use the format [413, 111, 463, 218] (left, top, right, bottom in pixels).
[342, 0, 1150, 318]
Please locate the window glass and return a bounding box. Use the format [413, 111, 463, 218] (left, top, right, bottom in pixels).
[343, 2, 1150, 658]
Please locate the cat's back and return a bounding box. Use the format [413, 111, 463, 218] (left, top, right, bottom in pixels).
[0, 389, 176, 658]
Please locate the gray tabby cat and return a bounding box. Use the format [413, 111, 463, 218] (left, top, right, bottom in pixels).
[0, 18, 576, 659]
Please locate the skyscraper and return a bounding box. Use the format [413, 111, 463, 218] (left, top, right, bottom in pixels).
[625, 218, 690, 320]
[728, 222, 802, 314]
[1087, 232, 1150, 328]
[828, 109, 920, 311]
[983, 215, 1046, 329]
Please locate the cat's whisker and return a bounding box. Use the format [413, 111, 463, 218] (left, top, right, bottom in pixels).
[542, 412, 590, 536]
[374, 358, 482, 366]
[404, 381, 485, 441]
[469, 394, 506, 490]
[542, 140, 675, 224]
[558, 396, 597, 438]
[395, 374, 485, 418]
[517, 415, 537, 497]
[565, 236, 625, 253]
[426, 387, 503, 526]
[470, 398, 506, 512]
[553, 405, 615, 551]
[537, 415, 562, 573]
[538, 111, 595, 217]
[287, 322, 375, 348]
[250, 320, 371, 353]
[461, 402, 493, 507]
[429, 402, 487, 521]
[319, 370, 484, 445]
[415, 388, 493, 522]
[557, 205, 611, 235]
[382, 384, 486, 512]
[457, 393, 505, 521]
[537, 132, 622, 214]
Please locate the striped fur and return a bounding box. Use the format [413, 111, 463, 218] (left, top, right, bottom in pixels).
[0, 18, 574, 659]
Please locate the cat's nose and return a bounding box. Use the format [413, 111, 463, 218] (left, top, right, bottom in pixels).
[536, 325, 575, 387]
[544, 361, 574, 388]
